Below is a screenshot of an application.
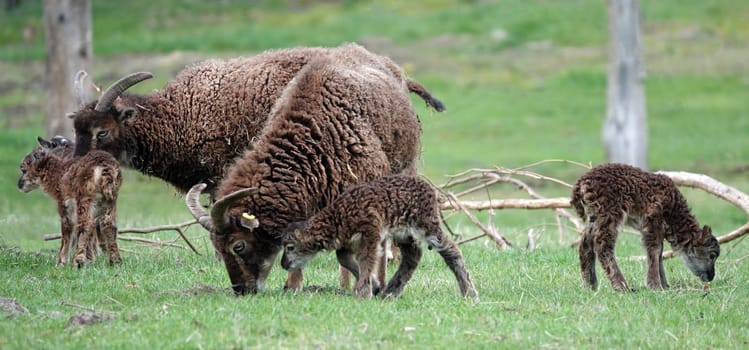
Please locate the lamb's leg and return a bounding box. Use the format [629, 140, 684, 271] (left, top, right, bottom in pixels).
[593, 213, 631, 291]
[74, 198, 100, 268]
[353, 225, 381, 299]
[431, 232, 478, 298]
[284, 270, 303, 291]
[579, 218, 598, 290]
[56, 202, 73, 266]
[337, 249, 359, 291]
[100, 204, 121, 265]
[376, 239, 388, 291]
[339, 266, 352, 290]
[381, 236, 422, 298]
[643, 214, 667, 289]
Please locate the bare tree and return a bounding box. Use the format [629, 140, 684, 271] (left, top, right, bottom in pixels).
[603, 0, 647, 169]
[43, 0, 91, 139]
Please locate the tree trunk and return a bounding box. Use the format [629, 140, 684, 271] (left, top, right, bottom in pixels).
[43, 0, 91, 139]
[603, 0, 647, 169]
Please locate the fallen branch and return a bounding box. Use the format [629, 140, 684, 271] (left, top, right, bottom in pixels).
[42, 220, 200, 255]
[446, 193, 512, 249]
[654, 171, 749, 259]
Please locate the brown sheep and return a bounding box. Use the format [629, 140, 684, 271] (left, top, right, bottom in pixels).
[280, 175, 478, 299]
[186, 55, 429, 295]
[70, 43, 444, 197]
[571, 163, 720, 291]
[18, 137, 122, 267]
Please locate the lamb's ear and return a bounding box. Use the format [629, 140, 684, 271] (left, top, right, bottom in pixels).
[702, 225, 713, 240]
[239, 212, 259, 231]
[37, 136, 54, 149]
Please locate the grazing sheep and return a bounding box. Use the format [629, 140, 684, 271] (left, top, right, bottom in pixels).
[18, 136, 122, 267]
[70, 43, 444, 197]
[280, 175, 478, 299]
[571, 163, 720, 291]
[186, 55, 431, 295]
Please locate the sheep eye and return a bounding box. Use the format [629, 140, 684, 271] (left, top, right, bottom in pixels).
[285, 244, 295, 252]
[96, 130, 110, 139]
[232, 241, 246, 254]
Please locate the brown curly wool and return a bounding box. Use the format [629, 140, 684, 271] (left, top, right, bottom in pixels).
[18, 137, 122, 267]
[571, 163, 720, 291]
[280, 175, 478, 299]
[71, 44, 443, 196]
[190, 53, 430, 295]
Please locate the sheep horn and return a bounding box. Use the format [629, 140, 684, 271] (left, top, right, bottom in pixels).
[94, 72, 154, 112]
[73, 70, 88, 107]
[210, 187, 259, 234]
[186, 183, 215, 232]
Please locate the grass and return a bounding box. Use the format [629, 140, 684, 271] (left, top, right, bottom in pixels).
[1, 0, 748, 348]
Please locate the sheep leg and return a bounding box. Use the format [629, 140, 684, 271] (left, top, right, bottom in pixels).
[72, 202, 94, 268]
[579, 218, 598, 290]
[429, 231, 478, 298]
[381, 236, 422, 298]
[284, 270, 304, 292]
[353, 225, 381, 299]
[593, 213, 631, 292]
[99, 204, 121, 265]
[336, 249, 359, 290]
[642, 215, 667, 289]
[56, 202, 73, 266]
[376, 239, 388, 291]
[339, 266, 352, 290]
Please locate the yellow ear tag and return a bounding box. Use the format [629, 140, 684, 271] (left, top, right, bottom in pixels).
[242, 213, 256, 221]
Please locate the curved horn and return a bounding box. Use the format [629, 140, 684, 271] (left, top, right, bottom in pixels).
[73, 70, 88, 107]
[94, 72, 154, 112]
[186, 183, 215, 232]
[210, 187, 259, 234]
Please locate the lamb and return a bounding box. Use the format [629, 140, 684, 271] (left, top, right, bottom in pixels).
[570, 163, 720, 291]
[186, 55, 431, 295]
[18, 136, 122, 267]
[69, 43, 444, 197]
[279, 175, 478, 299]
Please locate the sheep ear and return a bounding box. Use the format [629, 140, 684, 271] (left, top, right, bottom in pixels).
[239, 212, 259, 231]
[702, 225, 713, 240]
[37, 136, 54, 149]
[293, 228, 304, 241]
[116, 107, 138, 123]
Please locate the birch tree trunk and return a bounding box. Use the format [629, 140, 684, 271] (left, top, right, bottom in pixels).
[603, 0, 647, 169]
[43, 0, 91, 139]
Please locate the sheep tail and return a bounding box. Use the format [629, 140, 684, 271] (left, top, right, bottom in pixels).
[570, 182, 586, 220]
[407, 79, 446, 112]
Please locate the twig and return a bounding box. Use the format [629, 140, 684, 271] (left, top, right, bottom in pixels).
[42, 220, 200, 255]
[61, 302, 96, 313]
[446, 193, 512, 249]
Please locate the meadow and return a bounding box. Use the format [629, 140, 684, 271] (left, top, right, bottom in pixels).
[1, 0, 748, 348]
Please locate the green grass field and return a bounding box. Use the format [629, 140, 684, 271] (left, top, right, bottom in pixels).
[1, 0, 748, 348]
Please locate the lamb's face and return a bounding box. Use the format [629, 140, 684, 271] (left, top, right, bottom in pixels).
[213, 229, 281, 296]
[17, 149, 43, 193]
[280, 226, 319, 271]
[680, 226, 720, 282]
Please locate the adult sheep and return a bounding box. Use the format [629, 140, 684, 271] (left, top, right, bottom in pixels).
[186, 55, 429, 295]
[70, 43, 444, 196]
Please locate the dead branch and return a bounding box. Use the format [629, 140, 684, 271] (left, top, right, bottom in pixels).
[446, 193, 512, 249]
[654, 171, 749, 258]
[42, 220, 200, 255]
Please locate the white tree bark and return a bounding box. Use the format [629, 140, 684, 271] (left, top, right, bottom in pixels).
[603, 0, 648, 169]
[43, 0, 92, 139]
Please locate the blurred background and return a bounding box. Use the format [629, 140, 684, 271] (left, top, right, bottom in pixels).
[1, 0, 747, 249]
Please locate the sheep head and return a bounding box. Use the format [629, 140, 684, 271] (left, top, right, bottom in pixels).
[186, 183, 278, 295]
[70, 72, 153, 158]
[18, 136, 70, 193]
[280, 221, 319, 272]
[679, 225, 720, 282]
